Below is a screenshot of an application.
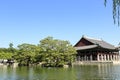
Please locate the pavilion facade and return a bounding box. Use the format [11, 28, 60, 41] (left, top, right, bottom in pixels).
[74, 36, 120, 63]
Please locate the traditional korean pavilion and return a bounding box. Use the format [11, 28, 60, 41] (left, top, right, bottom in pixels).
[74, 36, 120, 62]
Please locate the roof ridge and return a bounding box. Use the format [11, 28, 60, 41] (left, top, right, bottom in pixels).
[83, 35, 102, 41]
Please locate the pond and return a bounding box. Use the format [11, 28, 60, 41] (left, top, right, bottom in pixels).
[0, 64, 120, 80]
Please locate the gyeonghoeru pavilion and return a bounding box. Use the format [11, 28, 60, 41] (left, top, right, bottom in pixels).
[74, 36, 120, 64]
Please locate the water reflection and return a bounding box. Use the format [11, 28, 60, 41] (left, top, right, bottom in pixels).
[74, 64, 120, 80]
[0, 64, 120, 80]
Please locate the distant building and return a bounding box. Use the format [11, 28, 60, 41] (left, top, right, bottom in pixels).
[74, 36, 120, 63]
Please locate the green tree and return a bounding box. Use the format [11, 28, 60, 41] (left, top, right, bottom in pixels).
[9, 43, 13, 48]
[0, 52, 13, 59]
[8, 43, 17, 53]
[39, 37, 76, 67]
[0, 46, 16, 60]
[14, 43, 40, 66]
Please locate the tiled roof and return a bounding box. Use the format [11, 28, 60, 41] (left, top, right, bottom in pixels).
[83, 36, 116, 50]
[75, 36, 117, 50]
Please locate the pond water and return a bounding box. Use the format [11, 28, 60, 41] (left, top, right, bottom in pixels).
[0, 64, 120, 80]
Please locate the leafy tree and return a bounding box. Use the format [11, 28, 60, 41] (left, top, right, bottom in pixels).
[14, 43, 40, 66]
[8, 43, 17, 53]
[39, 37, 76, 67]
[0, 46, 17, 60]
[0, 37, 76, 67]
[0, 52, 13, 59]
[9, 43, 13, 49]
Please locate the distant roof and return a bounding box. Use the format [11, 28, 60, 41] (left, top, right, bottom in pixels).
[75, 36, 117, 50]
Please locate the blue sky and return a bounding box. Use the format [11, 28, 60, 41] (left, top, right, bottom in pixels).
[0, 0, 120, 48]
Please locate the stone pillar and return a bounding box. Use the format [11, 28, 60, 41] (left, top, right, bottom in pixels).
[104, 54, 106, 61]
[113, 54, 115, 61]
[117, 55, 119, 60]
[110, 55, 113, 61]
[90, 54, 93, 61]
[115, 55, 117, 61]
[97, 54, 100, 61]
[103, 55, 104, 61]
[84, 55, 86, 61]
[107, 54, 109, 61]
[116, 55, 119, 61]
[78, 56, 80, 61]
[101, 54, 103, 61]
[118, 54, 120, 60]
[116, 55, 118, 61]
[109, 55, 111, 60]
[81, 56, 83, 61]
[77, 56, 79, 61]
[86, 56, 88, 61]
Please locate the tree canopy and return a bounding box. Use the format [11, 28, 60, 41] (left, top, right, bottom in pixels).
[38, 37, 76, 67]
[0, 37, 77, 67]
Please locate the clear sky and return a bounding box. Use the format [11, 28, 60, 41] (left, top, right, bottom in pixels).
[0, 0, 120, 48]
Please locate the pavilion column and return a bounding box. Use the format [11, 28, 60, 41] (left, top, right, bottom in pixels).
[104, 54, 106, 61]
[77, 56, 79, 61]
[117, 55, 120, 61]
[117, 55, 119, 60]
[118, 55, 120, 60]
[82, 56, 84, 61]
[113, 55, 115, 61]
[90, 54, 93, 61]
[110, 55, 113, 61]
[78, 56, 80, 61]
[113, 54, 115, 61]
[101, 54, 103, 61]
[103, 54, 105, 61]
[86, 55, 88, 61]
[116, 55, 118, 61]
[115, 55, 116, 60]
[97, 54, 100, 61]
[109, 55, 111, 60]
[107, 54, 109, 61]
[116, 55, 119, 61]
[81, 56, 83, 61]
[84, 55, 86, 61]
[87, 55, 89, 61]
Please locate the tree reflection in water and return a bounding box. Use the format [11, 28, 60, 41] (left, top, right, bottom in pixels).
[0, 64, 120, 80]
